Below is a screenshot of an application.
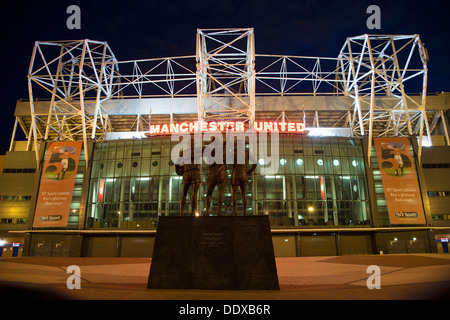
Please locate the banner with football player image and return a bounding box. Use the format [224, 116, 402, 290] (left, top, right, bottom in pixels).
[33, 141, 82, 227]
[374, 137, 426, 225]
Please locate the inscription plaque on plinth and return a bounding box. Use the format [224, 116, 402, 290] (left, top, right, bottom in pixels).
[147, 215, 279, 290]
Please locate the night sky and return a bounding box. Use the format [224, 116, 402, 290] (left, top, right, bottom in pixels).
[0, 0, 448, 154]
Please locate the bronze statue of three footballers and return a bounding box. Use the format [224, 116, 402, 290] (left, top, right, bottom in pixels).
[175, 135, 257, 217]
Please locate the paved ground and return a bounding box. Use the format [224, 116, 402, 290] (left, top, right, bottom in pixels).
[0, 254, 449, 301]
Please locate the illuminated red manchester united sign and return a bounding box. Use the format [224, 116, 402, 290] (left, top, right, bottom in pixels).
[147, 121, 305, 135]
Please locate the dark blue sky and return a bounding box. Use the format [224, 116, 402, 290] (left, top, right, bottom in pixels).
[0, 0, 449, 154]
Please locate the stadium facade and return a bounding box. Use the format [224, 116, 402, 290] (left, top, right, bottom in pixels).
[1, 29, 449, 257]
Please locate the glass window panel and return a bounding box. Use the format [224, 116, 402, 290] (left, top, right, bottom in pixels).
[106, 160, 116, 178]
[295, 176, 305, 199]
[142, 140, 152, 158]
[331, 157, 342, 175]
[98, 162, 106, 178]
[322, 138, 331, 156]
[311, 137, 321, 150]
[339, 139, 348, 156]
[265, 176, 276, 200]
[116, 141, 124, 160]
[88, 180, 99, 203]
[130, 178, 139, 202]
[113, 179, 122, 203]
[331, 140, 340, 157]
[103, 179, 114, 203]
[131, 158, 142, 176]
[323, 157, 333, 175]
[350, 177, 359, 200]
[123, 159, 133, 177]
[303, 138, 312, 155]
[138, 178, 150, 202]
[151, 139, 161, 153]
[283, 138, 294, 155]
[141, 158, 151, 176]
[357, 157, 366, 175]
[256, 175, 266, 200]
[305, 175, 316, 199]
[93, 144, 105, 160]
[169, 176, 181, 203]
[349, 158, 358, 175]
[108, 142, 117, 159]
[294, 157, 305, 174]
[283, 157, 295, 174]
[334, 177, 343, 200]
[340, 157, 350, 175]
[160, 158, 170, 175]
[115, 160, 124, 177]
[152, 177, 161, 202]
[304, 157, 314, 174]
[91, 161, 100, 178]
[276, 176, 284, 200]
[122, 177, 131, 201]
[168, 160, 177, 176]
[347, 139, 356, 157]
[342, 177, 352, 200]
[161, 139, 170, 157]
[124, 141, 133, 159]
[358, 177, 368, 201]
[150, 158, 161, 176]
[324, 176, 332, 200]
[297, 201, 306, 224]
[133, 140, 142, 155]
[275, 157, 285, 175]
[314, 157, 325, 175]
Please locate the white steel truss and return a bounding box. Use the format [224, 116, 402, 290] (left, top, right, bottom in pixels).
[196, 28, 255, 124]
[27, 39, 118, 163]
[21, 32, 446, 165]
[337, 34, 430, 164]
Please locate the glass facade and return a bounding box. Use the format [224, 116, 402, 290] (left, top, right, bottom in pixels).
[86, 136, 370, 228]
[68, 149, 85, 228]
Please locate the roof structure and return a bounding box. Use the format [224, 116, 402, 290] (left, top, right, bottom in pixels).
[11, 29, 449, 165]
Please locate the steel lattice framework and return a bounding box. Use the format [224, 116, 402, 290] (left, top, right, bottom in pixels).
[22, 30, 447, 165]
[27, 40, 118, 162]
[196, 28, 255, 123]
[337, 35, 430, 162]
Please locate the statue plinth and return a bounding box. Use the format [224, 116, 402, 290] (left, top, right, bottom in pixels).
[147, 215, 279, 290]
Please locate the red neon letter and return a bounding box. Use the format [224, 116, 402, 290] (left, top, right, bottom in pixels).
[209, 121, 218, 131]
[218, 122, 227, 131]
[288, 123, 295, 132]
[170, 123, 179, 133]
[160, 124, 169, 134]
[179, 123, 189, 132]
[235, 121, 245, 131]
[149, 125, 161, 134]
[189, 122, 198, 132]
[253, 122, 262, 131]
[263, 122, 273, 131]
[296, 122, 305, 132]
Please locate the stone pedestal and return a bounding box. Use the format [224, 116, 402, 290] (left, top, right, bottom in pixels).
[147, 215, 279, 290]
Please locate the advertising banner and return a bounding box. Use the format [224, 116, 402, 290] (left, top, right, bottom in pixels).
[373, 137, 426, 224]
[33, 141, 82, 227]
